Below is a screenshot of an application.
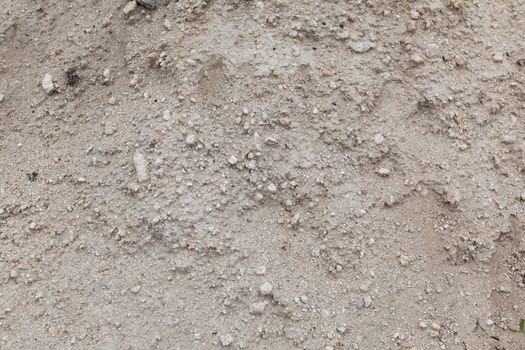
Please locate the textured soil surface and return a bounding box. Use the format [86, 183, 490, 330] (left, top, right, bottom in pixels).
[1, 0, 525, 349]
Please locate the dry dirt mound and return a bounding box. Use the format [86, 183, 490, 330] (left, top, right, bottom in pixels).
[1, 0, 525, 349]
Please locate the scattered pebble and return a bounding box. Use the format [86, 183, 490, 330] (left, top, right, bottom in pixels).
[249, 301, 268, 314]
[501, 134, 517, 144]
[444, 187, 461, 207]
[349, 41, 376, 53]
[186, 134, 197, 146]
[219, 334, 233, 347]
[260, 282, 273, 296]
[162, 110, 171, 121]
[410, 53, 425, 65]
[133, 151, 148, 182]
[267, 183, 277, 193]
[311, 247, 321, 257]
[123, 1, 137, 15]
[425, 43, 440, 58]
[228, 155, 238, 165]
[377, 168, 390, 177]
[254, 266, 267, 275]
[492, 53, 504, 63]
[163, 19, 172, 31]
[137, 0, 156, 9]
[373, 133, 385, 144]
[410, 9, 420, 20]
[130, 285, 141, 294]
[399, 254, 410, 266]
[42, 73, 55, 94]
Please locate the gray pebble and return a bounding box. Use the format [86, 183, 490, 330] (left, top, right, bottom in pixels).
[136, 0, 156, 9]
[219, 334, 233, 346]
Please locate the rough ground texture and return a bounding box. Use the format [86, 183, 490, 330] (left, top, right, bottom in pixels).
[1, 0, 525, 349]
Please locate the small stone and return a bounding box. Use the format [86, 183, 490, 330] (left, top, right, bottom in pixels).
[108, 96, 117, 105]
[359, 282, 370, 293]
[254, 266, 267, 275]
[267, 183, 277, 193]
[42, 73, 55, 94]
[419, 321, 428, 329]
[501, 134, 517, 144]
[373, 133, 384, 144]
[355, 298, 365, 309]
[133, 151, 148, 182]
[410, 9, 420, 20]
[163, 19, 172, 30]
[0, 94, 4, 103]
[137, 0, 156, 9]
[363, 295, 372, 307]
[520, 193, 525, 201]
[311, 247, 321, 257]
[260, 282, 273, 296]
[377, 168, 390, 177]
[399, 254, 410, 266]
[410, 53, 425, 65]
[219, 334, 233, 347]
[122, 1, 137, 15]
[264, 136, 278, 145]
[186, 134, 197, 146]
[130, 285, 141, 294]
[102, 68, 111, 83]
[228, 155, 238, 165]
[431, 322, 441, 330]
[101, 17, 112, 27]
[29, 222, 37, 230]
[425, 43, 440, 58]
[245, 159, 257, 170]
[249, 301, 268, 314]
[486, 319, 494, 326]
[499, 285, 512, 293]
[290, 213, 301, 228]
[444, 187, 461, 206]
[162, 110, 171, 121]
[349, 41, 376, 53]
[493, 53, 504, 63]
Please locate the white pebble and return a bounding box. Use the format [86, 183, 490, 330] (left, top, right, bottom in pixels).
[133, 151, 148, 182]
[254, 266, 267, 275]
[219, 334, 233, 347]
[249, 301, 268, 314]
[123, 1, 137, 15]
[267, 183, 277, 193]
[260, 282, 273, 296]
[228, 155, 238, 165]
[377, 168, 390, 176]
[186, 134, 197, 146]
[42, 73, 55, 94]
[493, 53, 504, 63]
[373, 133, 385, 144]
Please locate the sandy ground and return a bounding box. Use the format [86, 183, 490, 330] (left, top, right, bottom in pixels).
[1, 0, 525, 349]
